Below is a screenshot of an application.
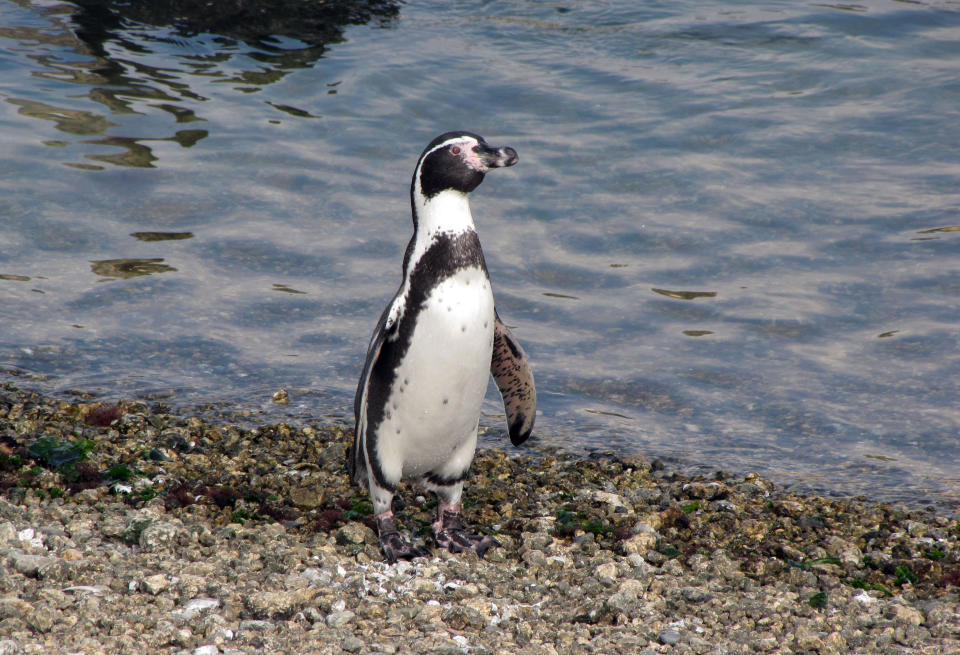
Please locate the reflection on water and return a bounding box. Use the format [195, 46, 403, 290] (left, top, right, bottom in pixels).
[90, 258, 177, 279]
[7, 98, 115, 136]
[1, 0, 959, 514]
[651, 289, 717, 301]
[913, 225, 960, 241]
[131, 232, 194, 242]
[70, 0, 401, 52]
[272, 283, 307, 295]
[2, 0, 400, 168]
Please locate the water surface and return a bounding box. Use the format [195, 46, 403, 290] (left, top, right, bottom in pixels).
[1, 0, 958, 514]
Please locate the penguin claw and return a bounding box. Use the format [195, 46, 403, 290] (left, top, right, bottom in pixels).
[433, 510, 501, 558]
[377, 516, 431, 564]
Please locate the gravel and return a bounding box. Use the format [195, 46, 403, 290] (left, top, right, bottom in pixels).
[1, 385, 958, 654]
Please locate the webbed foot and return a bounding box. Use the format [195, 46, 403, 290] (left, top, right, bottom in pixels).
[432, 509, 500, 558]
[377, 515, 431, 564]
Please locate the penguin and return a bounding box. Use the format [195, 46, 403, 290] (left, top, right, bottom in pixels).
[348, 131, 537, 563]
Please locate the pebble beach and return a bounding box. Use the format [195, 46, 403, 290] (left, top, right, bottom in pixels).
[0, 385, 957, 654]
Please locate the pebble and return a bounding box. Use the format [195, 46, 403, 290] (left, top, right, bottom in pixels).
[595, 561, 618, 582]
[326, 610, 355, 628]
[336, 522, 369, 545]
[143, 574, 171, 595]
[178, 598, 220, 620]
[9, 552, 58, 578]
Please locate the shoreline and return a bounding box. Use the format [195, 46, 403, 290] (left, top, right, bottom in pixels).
[1, 385, 957, 654]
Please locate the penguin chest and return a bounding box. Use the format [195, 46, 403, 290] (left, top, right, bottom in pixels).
[384, 266, 495, 476]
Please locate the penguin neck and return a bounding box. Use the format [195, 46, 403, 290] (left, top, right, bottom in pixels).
[404, 189, 478, 278]
[413, 188, 476, 236]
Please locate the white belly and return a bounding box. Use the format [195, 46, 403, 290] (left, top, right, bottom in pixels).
[378, 266, 495, 479]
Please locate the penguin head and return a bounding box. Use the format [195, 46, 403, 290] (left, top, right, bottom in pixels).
[415, 131, 518, 200]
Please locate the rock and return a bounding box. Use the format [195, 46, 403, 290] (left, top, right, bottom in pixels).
[121, 516, 155, 543]
[25, 607, 56, 633]
[823, 631, 847, 653]
[594, 562, 618, 583]
[65, 518, 95, 544]
[9, 552, 59, 579]
[605, 590, 638, 615]
[325, 610, 355, 628]
[442, 606, 486, 630]
[336, 522, 369, 545]
[522, 532, 553, 551]
[682, 482, 729, 500]
[452, 582, 480, 599]
[0, 596, 33, 619]
[893, 604, 924, 626]
[659, 629, 682, 645]
[625, 553, 652, 573]
[416, 602, 443, 623]
[142, 574, 171, 595]
[245, 589, 317, 619]
[177, 598, 220, 620]
[16, 527, 43, 549]
[708, 549, 742, 579]
[673, 586, 713, 603]
[522, 549, 548, 567]
[289, 486, 324, 508]
[619, 531, 658, 555]
[139, 521, 181, 551]
[62, 548, 84, 561]
[794, 626, 823, 651]
[409, 577, 437, 594]
[590, 490, 629, 511]
[462, 597, 492, 618]
[571, 600, 607, 624]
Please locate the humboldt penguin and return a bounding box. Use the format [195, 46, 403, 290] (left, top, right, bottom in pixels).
[349, 131, 536, 563]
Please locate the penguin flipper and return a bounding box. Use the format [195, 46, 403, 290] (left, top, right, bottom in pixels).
[490, 310, 536, 446]
[350, 297, 400, 483]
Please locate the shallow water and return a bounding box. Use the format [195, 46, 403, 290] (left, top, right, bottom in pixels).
[1, 0, 958, 514]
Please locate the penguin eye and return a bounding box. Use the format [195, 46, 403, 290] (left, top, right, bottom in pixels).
[451, 146, 461, 154]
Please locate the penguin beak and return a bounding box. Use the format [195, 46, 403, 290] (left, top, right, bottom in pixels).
[474, 143, 519, 169]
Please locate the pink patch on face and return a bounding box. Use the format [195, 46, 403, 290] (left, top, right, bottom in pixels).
[453, 140, 487, 172]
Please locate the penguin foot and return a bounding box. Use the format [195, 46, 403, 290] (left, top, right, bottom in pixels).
[377, 515, 430, 564]
[432, 509, 501, 558]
